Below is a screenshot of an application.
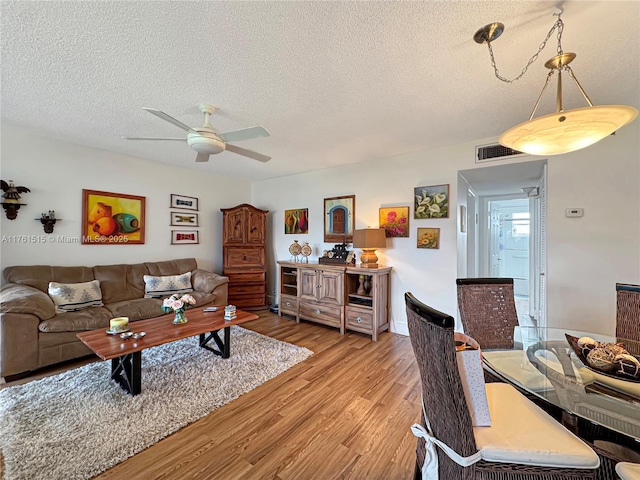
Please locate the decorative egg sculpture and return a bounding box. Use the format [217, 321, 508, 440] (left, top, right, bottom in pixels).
[112, 213, 139, 233]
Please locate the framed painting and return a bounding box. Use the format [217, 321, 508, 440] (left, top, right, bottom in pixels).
[324, 195, 355, 243]
[170, 194, 198, 211]
[379, 206, 410, 237]
[417, 227, 440, 249]
[414, 184, 449, 219]
[285, 208, 309, 234]
[170, 212, 199, 227]
[171, 230, 199, 245]
[82, 189, 145, 245]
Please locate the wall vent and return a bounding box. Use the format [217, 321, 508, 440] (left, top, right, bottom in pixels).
[475, 143, 528, 163]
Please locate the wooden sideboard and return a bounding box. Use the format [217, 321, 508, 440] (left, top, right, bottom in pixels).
[277, 261, 392, 341]
[221, 204, 268, 310]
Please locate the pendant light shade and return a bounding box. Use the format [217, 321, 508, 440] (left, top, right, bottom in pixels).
[475, 13, 638, 156]
[500, 105, 638, 156]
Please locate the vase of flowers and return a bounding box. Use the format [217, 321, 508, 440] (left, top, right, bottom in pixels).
[162, 293, 196, 324]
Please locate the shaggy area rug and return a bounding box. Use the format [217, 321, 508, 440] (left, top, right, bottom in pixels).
[0, 326, 313, 480]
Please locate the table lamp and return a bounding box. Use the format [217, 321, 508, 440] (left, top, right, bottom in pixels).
[353, 228, 386, 268]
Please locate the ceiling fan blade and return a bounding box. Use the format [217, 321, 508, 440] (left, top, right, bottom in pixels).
[219, 125, 270, 143]
[142, 107, 195, 133]
[122, 137, 186, 141]
[195, 153, 210, 163]
[225, 144, 271, 163]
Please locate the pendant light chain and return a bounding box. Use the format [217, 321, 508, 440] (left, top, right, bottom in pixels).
[486, 13, 565, 84]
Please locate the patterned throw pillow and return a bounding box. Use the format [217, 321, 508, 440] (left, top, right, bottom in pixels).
[143, 272, 193, 298]
[48, 280, 104, 313]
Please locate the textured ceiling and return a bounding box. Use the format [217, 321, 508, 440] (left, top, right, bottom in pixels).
[2, 1, 638, 182]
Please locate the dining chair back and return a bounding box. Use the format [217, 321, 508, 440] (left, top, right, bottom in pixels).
[616, 283, 640, 342]
[456, 278, 519, 350]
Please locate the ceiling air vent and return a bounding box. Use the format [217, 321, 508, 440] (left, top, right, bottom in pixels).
[475, 143, 528, 163]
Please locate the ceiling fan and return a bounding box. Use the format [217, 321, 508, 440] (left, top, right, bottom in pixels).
[123, 103, 271, 163]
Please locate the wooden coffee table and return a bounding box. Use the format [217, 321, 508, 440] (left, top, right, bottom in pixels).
[76, 306, 259, 396]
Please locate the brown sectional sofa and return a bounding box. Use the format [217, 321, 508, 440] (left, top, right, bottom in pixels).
[0, 258, 229, 380]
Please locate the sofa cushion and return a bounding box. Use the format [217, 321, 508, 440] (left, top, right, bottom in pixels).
[4, 265, 95, 294]
[145, 258, 197, 276]
[105, 298, 164, 322]
[143, 272, 193, 298]
[0, 283, 56, 320]
[39, 307, 114, 332]
[189, 291, 218, 307]
[48, 280, 104, 313]
[94, 263, 148, 304]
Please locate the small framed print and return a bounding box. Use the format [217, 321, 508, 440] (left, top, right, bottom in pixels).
[170, 212, 199, 227]
[170, 194, 199, 211]
[417, 227, 440, 249]
[171, 230, 199, 245]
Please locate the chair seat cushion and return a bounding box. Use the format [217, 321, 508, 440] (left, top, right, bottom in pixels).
[616, 462, 640, 480]
[473, 383, 599, 469]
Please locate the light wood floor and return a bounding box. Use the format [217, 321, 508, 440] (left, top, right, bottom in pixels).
[1, 311, 421, 480]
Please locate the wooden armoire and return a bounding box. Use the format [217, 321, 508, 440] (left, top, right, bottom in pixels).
[221, 204, 268, 310]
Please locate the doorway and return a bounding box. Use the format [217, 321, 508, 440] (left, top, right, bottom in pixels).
[458, 159, 547, 327]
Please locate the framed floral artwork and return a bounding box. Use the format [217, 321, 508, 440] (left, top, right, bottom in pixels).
[81, 189, 145, 245]
[379, 206, 410, 237]
[285, 208, 309, 234]
[417, 227, 440, 249]
[171, 230, 199, 245]
[324, 195, 355, 243]
[414, 184, 449, 219]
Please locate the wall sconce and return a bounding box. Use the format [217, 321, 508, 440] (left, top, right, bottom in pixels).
[37, 210, 61, 234]
[353, 228, 387, 268]
[1, 180, 30, 220]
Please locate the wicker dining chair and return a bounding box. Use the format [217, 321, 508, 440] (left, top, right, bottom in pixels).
[456, 278, 520, 350]
[405, 292, 599, 480]
[616, 283, 640, 342]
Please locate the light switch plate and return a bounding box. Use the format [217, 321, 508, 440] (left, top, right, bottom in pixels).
[566, 208, 584, 217]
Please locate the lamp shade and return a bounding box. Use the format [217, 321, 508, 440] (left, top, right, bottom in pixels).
[353, 228, 386, 249]
[500, 105, 638, 156]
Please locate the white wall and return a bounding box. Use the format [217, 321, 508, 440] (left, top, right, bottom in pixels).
[0, 124, 252, 273]
[253, 126, 640, 336]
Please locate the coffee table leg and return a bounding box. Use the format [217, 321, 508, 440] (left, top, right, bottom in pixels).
[111, 351, 142, 396]
[199, 327, 231, 358]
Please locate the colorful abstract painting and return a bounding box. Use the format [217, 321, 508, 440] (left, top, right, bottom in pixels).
[285, 208, 309, 234]
[379, 206, 410, 237]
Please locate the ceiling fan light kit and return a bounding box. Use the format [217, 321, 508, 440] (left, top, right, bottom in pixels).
[124, 103, 271, 163]
[475, 11, 638, 156]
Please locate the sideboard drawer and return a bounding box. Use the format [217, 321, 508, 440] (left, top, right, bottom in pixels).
[345, 308, 373, 333]
[299, 301, 341, 328]
[280, 294, 298, 316]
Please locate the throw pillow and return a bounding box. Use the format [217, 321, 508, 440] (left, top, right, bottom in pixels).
[48, 280, 104, 313]
[143, 272, 193, 298]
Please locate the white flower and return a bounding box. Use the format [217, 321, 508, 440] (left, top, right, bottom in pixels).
[162, 298, 174, 308]
[428, 204, 441, 214]
[434, 193, 446, 204]
[173, 299, 184, 309]
[180, 294, 196, 305]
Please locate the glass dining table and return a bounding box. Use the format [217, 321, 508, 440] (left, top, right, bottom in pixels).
[482, 327, 640, 467]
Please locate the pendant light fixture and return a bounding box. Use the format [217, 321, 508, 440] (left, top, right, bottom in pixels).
[474, 11, 638, 156]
